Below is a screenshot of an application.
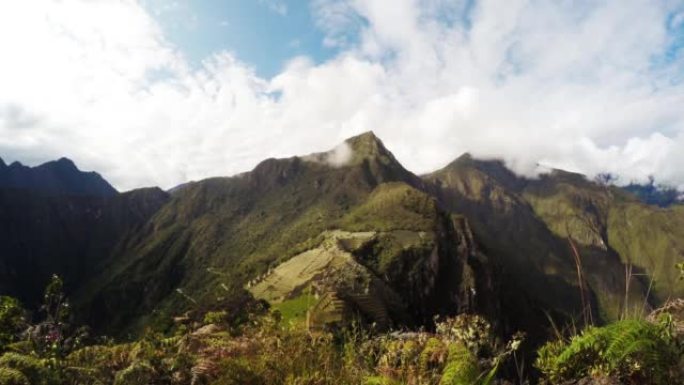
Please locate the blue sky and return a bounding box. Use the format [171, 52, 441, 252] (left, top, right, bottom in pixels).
[141, 0, 339, 77]
[1, 1, 684, 190]
[143, 0, 684, 81]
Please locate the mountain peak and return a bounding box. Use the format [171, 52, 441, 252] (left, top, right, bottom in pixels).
[451, 152, 474, 164]
[458, 152, 473, 160]
[40, 157, 79, 172]
[345, 131, 387, 156]
[298, 131, 420, 187]
[435, 152, 526, 192]
[302, 131, 397, 169]
[0, 157, 5, 168]
[348, 130, 380, 142]
[0, 156, 117, 197]
[345, 131, 394, 160]
[57, 157, 77, 167]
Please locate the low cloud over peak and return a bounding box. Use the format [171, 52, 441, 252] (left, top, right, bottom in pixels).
[0, 0, 683, 191]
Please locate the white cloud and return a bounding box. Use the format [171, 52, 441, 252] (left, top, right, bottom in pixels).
[0, 0, 683, 191]
[303, 141, 353, 167]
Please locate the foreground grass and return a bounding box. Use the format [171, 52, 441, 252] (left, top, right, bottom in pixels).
[0, 311, 521, 385]
[1, 278, 682, 384]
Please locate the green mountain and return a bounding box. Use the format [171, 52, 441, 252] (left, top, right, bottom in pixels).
[0, 186, 169, 306]
[76, 132, 497, 334]
[1, 133, 682, 345]
[523, 171, 684, 308]
[423, 155, 684, 341]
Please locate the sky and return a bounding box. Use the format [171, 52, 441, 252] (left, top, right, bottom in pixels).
[0, 0, 683, 191]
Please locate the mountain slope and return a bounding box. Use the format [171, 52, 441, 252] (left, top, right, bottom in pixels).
[424, 155, 684, 339]
[77, 132, 497, 334]
[1, 136, 682, 347]
[522, 171, 684, 308]
[0, 184, 169, 306]
[0, 157, 117, 197]
[423, 156, 601, 342]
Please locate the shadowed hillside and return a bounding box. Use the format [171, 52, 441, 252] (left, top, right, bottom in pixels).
[0, 187, 169, 306]
[76, 132, 497, 335]
[1, 133, 682, 347]
[0, 157, 116, 197]
[423, 154, 684, 346]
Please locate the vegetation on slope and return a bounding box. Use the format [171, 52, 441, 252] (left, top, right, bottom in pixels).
[424, 156, 595, 346]
[523, 170, 684, 316]
[0, 278, 523, 385]
[425, 155, 684, 334]
[536, 318, 683, 384]
[2, 133, 684, 384]
[77, 132, 495, 335]
[3, 277, 683, 385]
[0, 187, 169, 306]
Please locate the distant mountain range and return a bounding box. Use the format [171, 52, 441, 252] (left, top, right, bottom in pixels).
[0, 157, 116, 197]
[0, 132, 682, 344]
[623, 179, 684, 207]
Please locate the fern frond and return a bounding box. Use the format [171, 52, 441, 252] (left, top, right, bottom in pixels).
[0, 367, 30, 385]
[440, 343, 479, 385]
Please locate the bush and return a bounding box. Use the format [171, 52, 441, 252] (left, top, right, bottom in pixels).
[0, 353, 54, 385]
[439, 343, 479, 385]
[536, 319, 683, 384]
[2, 285, 523, 385]
[0, 367, 30, 385]
[0, 297, 26, 352]
[204, 311, 229, 325]
[113, 361, 156, 385]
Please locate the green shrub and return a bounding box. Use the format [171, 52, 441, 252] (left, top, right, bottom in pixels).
[113, 361, 156, 385]
[0, 367, 30, 385]
[364, 376, 401, 385]
[0, 353, 53, 385]
[3, 298, 523, 385]
[204, 311, 229, 325]
[440, 343, 479, 385]
[0, 297, 26, 352]
[536, 319, 683, 384]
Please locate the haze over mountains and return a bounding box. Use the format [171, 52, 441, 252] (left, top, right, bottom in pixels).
[0, 132, 682, 343]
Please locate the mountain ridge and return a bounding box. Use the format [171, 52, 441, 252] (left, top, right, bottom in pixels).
[73, 131, 496, 334]
[0, 156, 117, 197]
[0, 133, 682, 345]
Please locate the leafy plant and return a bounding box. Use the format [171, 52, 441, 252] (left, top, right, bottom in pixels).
[0, 353, 54, 385]
[0, 276, 93, 385]
[0, 297, 26, 352]
[536, 319, 683, 384]
[26, 275, 90, 360]
[439, 343, 479, 385]
[676, 262, 684, 281]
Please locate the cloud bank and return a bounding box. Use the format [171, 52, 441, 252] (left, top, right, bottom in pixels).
[0, 0, 683, 190]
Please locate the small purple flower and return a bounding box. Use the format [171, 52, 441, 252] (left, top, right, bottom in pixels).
[46, 329, 61, 343]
